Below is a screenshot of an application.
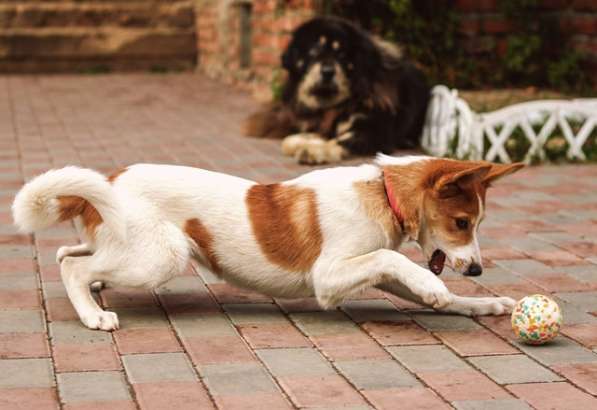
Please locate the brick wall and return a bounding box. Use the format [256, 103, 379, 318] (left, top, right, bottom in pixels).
[194, 0, 596, 95]
[455, 0, 597, 83]
[194, 0, 317, 100]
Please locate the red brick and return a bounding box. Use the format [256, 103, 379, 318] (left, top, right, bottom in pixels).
[0, 333, 50, 358]
[444, 279, 494, 297]
[46, 297, 78, 322]
[526, 273, 596, 292]
[459, 17, 481, 36]
[507, 381, 597, 409]
[528, 250, 588, 267]
[134, 381, 214, 410]
[214, 392, 292, 410]
[557, 241, 597, 258]
[184, 335, 256, 366]
[237, 323, 312, 349]
[573, 0, 597, 12]
[551, 363, 597, 395]
[114, 328, 182, 354]
[0, 289, 41, 309]
[483, 17, 512, 34]
[488, 281, 546, 301]
[363, 387, 451, 410]
[0, 258, 36, 275]
[361, 321, 438, 346]
[63, 401, 137, 410]
[561, 323, 597, 348]
[0, 234, 31, 245]
[478, 315, 519, 342]
[0, 387, 59, 410]
[435, 329, 518, 356]
[39, 264, 61, 282]
[53, 343, 121, 372]
[279, 375, 367, 408]
[419, 369, 510, 401]
[562, 14, 597, 35]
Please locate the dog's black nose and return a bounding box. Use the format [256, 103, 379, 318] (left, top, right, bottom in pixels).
[464, 262, 483, 276]
[320, 64, 335, 82]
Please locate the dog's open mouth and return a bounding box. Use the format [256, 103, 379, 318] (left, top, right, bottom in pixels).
[429, 249, 446, 275]
[311, 84, 338, 98]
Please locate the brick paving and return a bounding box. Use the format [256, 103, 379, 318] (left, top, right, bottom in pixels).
[0, 73, 596, 410]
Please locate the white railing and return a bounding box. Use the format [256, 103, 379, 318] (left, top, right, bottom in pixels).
[421, 85, 597, 163]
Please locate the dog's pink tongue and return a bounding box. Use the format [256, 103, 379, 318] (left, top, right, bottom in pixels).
[429, 250, 446, 275]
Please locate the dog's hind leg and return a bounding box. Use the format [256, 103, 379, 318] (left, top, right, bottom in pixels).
[56, 243, 93, 264]
[60, 255, 119, 331]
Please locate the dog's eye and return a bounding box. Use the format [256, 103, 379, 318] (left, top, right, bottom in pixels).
[455, 218, 469, 230]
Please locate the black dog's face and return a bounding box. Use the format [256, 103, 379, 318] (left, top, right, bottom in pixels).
[282, 18, 366, 111]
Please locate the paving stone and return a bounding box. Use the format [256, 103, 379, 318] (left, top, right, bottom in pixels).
[223, 303, 288, 324]
[469, 355, 563, 384]
[0, 310, 45, 333]
[237, 322, 312, 349]
[257, 348, 335, 377]
[278, 374, 367, 408]
[506, 382, 597, 409]
[411, 313, 481, 331]
[335, 359, 420, 390]
[363, 387, 450, 410]
[452, 399, 532, 410]
[54, 343, 121, 372]
[290, 311, 360, 336]
[170, 312, 237, 338]
[133, 381, 215, 410]
[387, 345, 470, 372]
[555, 291, 597, 312]
[201, 362, 278, 395]
[435, 329, 519, 356]
[561, 323, 597, 348]
[418, 369, 510, 401]
[515, 336, 597, 366]
[49, 321, 112, 344]
[113, 327, 182, 354]
[361, 320, 438, 346]
[184, 335, 256, 366]
[58, 371, 131, 404]
[0, 358, 54, 388]
[0, 333, 50, 358]
[551, 362, 597, 395]
[341, 299, 410, 323]
[116, 307, 171, 329]
[493, 259, 554, 276]
[212, 392, 293, 410]
[0, 387, 59, 410]
[123, 353, 196, 383]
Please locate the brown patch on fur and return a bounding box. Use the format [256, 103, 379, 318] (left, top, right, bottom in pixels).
[354, 179, 399, 244]
[57, 196, 103, 238]
[184, 218, 222, 274]
[107, 168, 127, 183]
[246, 184, 322, 273]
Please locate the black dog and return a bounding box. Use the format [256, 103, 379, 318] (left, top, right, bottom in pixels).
[244, 16, 430, 164]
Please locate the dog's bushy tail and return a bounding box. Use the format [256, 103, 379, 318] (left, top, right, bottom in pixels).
[12, 166, 126, 240]
[242, 103, 296, 139]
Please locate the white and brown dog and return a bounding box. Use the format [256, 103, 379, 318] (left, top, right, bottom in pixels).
[12, 155, 523, 331]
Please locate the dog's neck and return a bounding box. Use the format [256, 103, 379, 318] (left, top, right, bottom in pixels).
[382, 165, 423, 241]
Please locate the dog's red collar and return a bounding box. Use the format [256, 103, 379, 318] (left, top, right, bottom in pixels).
[383, 172, 405, 231]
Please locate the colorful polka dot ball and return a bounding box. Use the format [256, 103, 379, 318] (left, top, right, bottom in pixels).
[511, 294, 562, 345]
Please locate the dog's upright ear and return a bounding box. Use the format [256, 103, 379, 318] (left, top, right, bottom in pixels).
[432, 163, 492, 198]
[483, 162, 525, 187]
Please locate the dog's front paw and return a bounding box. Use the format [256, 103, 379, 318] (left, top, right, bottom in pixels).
[415, 280, 453, 309]
[81, 311, 119, 331]
[488, 296, 516, 315]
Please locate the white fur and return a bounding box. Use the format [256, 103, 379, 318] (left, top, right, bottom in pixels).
[12, 160, 514, 331]
[375, 153, 431, 166]
[12, 167, 126, 240]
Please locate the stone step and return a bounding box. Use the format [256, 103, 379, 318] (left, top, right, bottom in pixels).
[0, 27, 196, 58]
[0, 2, 194, 29]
